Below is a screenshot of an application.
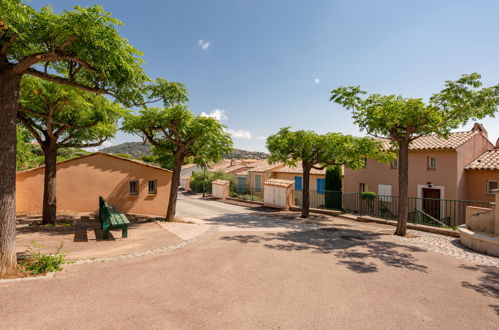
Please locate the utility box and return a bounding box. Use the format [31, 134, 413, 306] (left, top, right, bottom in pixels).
[212, 179, 230, 199]
[263, 179, 295, 209]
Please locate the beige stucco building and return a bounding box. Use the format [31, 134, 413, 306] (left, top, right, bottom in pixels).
[344, 124, 497, 203]
[16, 153, 172, 217]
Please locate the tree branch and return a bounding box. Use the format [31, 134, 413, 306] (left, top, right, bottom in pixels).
[25, 68, 113, 95]
[57, 34, 76, 52]
[0, 33, 17, 59]
[17, 114, 46, 148]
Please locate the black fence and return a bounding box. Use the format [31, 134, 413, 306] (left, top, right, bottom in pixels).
[293, 190, 493, 228]
[229, 185, 264, 202]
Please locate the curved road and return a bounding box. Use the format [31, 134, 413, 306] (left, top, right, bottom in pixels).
[1, 194, 498, 329]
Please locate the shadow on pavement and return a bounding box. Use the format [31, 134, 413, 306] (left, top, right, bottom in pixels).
[220, 227, 429, 274]
[459, 264, 499, 314]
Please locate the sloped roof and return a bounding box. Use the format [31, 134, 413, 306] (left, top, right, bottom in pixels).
[181, 164, 198, 170]
[264, 178, 295, 188]
[465, 150, 499, 170]
[16, 152, 172, 174]
[380, 130, 485, 151]
[247, 160, 283, 173]
[273, 161, 326, 175]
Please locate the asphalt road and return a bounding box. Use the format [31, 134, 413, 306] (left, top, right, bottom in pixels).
[1, 194, 498, 329]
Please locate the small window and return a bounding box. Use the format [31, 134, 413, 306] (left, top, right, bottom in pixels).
[487, 181, 498, 195]
[295, 176, 303, 191]
[391, 158, 398, 169]
[148, 180, 157, 194]
[255, 174, 262, 192]
[359, 183, 367, 193]
[129, 180, 139, 195]
[427, 157, 437, 170]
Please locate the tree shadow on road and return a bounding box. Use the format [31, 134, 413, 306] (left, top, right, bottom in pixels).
[220, 227, 428, 274]
[459, 264, 499, 315]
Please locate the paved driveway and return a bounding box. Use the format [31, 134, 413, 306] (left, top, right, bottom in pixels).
[1, 194, 498, 329]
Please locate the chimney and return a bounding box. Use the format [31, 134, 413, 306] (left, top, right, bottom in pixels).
[471, 122, 488, 138]
[495, 138, 499, 149]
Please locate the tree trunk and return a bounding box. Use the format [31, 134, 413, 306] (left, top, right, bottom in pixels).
[301, 164, 311, 218]
[0, 68, 21, 276]
[42, 144, 58, 225]
[395, 139, 410, 236]
[165, 153, 184, 221]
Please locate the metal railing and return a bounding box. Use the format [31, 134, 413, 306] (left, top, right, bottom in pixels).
[293, 190, 494, 228]
[229, 185, 264, 202]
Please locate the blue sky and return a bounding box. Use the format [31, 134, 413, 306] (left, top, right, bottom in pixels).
[34, 0, 499, 151]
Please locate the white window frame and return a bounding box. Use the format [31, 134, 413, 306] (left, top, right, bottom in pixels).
[427, 156, 437, 170]
[377, 184, 392, 202]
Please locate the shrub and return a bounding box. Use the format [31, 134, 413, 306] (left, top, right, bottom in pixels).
[360, 191, 377, 200]
[190, 169, 236, 193]
[22, 242, 66, 275]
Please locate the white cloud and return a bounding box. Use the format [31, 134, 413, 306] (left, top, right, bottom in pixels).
[256, 136, 267, 140]
[198, 39, 211, 50]
[314, 78, 320, 84]
[226, 129, 252, 140]
[201, 109, 228, 121]
[84, 140, 112, 153]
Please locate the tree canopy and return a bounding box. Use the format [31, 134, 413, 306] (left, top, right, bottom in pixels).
[18, 75, 125, 150]
[267, 128, 391, 169]
[330, 73, 499, 235]
[330, 73, 499, 144]
[267, 128, 391, 217]
[0, 0, 147, 102]
[123, 104, 233, 220]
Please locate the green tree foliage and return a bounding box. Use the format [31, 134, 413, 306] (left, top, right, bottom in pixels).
[18, 76, 125, 225]
[16, 125, 41, 171]
[267, 128, 391, 218]
[325, 165, 342, 209]
[0, 0, 147, 275]
[190, 170, 236, 194]
[330, 73, 499, 236]
[123, 83, 233, 220]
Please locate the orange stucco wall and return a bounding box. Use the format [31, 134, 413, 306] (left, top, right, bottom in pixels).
[343, 133, 494, 201]
[344, 150, 458, 199]
[455, 134, 494, 200]
[16, 153, 172, 217]
[465, 170, 499, 202]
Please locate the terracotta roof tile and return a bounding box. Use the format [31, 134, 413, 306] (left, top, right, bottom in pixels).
[273, 161, 326, 175]
[264, 179, 295, 187]
[379, 130, 482, 151]
[465, 150, 499, 170]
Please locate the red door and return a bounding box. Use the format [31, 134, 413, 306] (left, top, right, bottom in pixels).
[422, 188, 441, 220]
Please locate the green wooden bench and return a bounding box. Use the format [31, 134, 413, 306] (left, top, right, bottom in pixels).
[99, 196, 130, 239]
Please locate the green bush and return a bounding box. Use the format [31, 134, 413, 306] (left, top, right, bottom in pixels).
[22, 242, 66, 275]
[190, 169, 236, 193]
[360, 191, 377, 200]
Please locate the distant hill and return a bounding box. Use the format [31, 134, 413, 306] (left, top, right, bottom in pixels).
[226, 149, 268, 160]
[101, 142, 268, 160]
[101, 142, 151, 158]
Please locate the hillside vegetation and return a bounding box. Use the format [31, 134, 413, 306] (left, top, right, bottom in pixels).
[101, 142, 268, 159]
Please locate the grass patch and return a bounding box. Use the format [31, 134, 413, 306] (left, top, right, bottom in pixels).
[21, 241, 67, 275]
